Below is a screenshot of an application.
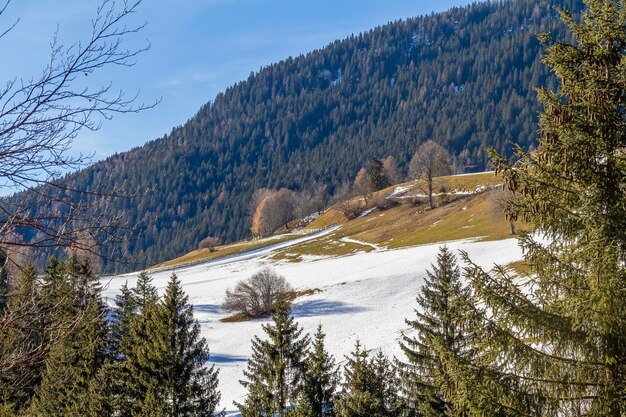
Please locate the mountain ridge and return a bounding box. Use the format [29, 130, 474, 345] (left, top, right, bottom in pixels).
[30, 0, 582, 272]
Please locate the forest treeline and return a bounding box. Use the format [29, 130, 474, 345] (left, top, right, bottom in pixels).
[16, 0, 584, 273]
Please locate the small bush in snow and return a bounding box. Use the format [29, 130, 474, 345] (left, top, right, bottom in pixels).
[222, 268, 292, 317]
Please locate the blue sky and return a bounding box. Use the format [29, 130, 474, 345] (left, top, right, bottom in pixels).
[1, 0, 473, 161]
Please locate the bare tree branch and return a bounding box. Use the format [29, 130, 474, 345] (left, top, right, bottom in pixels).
[0, 0, 157, 265]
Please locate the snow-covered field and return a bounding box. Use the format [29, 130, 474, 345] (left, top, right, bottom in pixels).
[102, 236, 523, 416]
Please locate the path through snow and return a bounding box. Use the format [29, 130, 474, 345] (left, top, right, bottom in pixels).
[339, 237, 383, 251]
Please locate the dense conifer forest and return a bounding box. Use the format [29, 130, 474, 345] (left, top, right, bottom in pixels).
[29, 0, 584, 272]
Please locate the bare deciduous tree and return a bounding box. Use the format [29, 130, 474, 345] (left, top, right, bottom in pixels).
[250, 188, 296, 237]
[408, 140, 452, 209]
[222, 267, 292, 317]
[0, 0, 152, 384]
[337, 200, 361, 220]
[353, 167, 371, 204]
[293, 183, 328, 222]
[64, 230, 102, 273]
[0, 0, 157, 270]
[490, 186, 516, 235]
[198, 236, 221, 252]
[329, 181, 353, 206]
[247, 188, 273, 220]
[382, 155, 402, 185]
[450, 148, 472, 174]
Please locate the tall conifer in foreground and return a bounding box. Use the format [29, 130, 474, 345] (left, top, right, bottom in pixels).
[467, 1, 626, 415]
[300, 325, 338, 417]
[28, 256, 108, 417]
[126, 273, 220, 417]
[119, 271, 162, 415]
[237, 301, 310, 417]
[108, 280, 142, 416]
[0, 266, 43, 412]
[398, 246, 471, 416]
[109, 281, 136, 359]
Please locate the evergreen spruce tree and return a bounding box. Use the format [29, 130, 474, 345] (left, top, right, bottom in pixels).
[302, 325, 338, 417]
[334, 341, 401, 417]
[132, 270, 159, 310]
[112, 271, 161, 415]
[465, 1, 626, 415]
[105, 281, 141, 417]
[370, 352, 403, 417]
[126, 273, 220, 417]
[237, 301, 310, 417]
[109, 281, 137, 359]
[288, 390, 316, 417]
[83, 364, 116, 417]
[398, 246, 472, 416]
[28, 256, 108, 417]
[367, 158, 391, 191]
[0, 265, 44, 412]
[135, 386, 170, 417]
[123, 297, 162, 415]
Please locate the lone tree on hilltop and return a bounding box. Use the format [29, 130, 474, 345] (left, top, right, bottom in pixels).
[408, 141, 451, 209]
[198, 236, 221, 252]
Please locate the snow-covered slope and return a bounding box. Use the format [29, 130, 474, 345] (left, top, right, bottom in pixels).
[102, 236, 523, 416]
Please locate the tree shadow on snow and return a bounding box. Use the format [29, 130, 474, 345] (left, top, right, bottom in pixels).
[291, 299, 368, 318]
[208, 353, 249, 364]
[193, 304, 222, 314]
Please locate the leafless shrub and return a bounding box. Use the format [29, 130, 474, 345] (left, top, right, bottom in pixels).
[293, 183, 329, 221]
[400, 195, 428, 207]
[338, 201, 361, 220]
[222, 268, 292, 317]
[198, 236, 221, 252]
[368, 195, 399, 211]
[438, 185, 452, 205]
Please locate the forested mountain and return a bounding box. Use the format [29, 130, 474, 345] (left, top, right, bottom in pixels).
[41, 0, 583, 272]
